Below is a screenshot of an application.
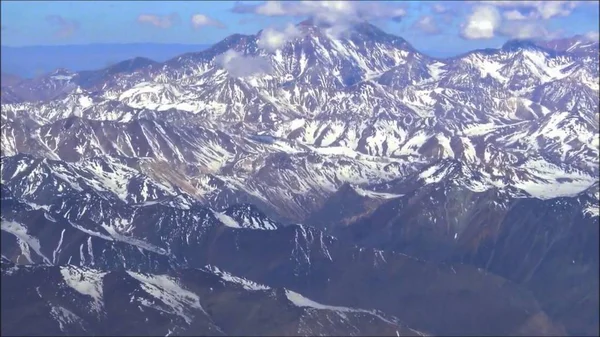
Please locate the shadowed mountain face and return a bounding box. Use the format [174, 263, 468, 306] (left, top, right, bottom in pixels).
[0, 186, 565, 336]
[1, 20, 598, 336]
[534, 35, 599, 57]
[2, 259, 423, 336]
[307, 174, 599, 336]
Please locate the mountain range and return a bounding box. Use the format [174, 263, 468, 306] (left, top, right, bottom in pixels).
[0, 43, 212, 79]
[1, 21, 598, 336]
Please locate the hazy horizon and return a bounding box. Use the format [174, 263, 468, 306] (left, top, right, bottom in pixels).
[0, 43, 211, 78]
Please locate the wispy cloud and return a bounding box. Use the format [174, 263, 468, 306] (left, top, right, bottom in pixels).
[412, 15, 441, 35]
[424, 2, 461, 25]
[484, 1, 578, 20]
[257, 23, 304, 52]
[232, 1, 407, 26]
[191, 14, 225, 29]
[215, 49, 273, 78]
[45, 15, 80, 38]
[137, 13, 180, 29]
[499, 22, 554, 40]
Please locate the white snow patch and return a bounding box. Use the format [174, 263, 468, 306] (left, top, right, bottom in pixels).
[286, 290, 347, 311]
[213, 211, 241, 228]
[511, 159, 597, 199]
[514, 179, 596, 199]
[427, 62, 446, 80]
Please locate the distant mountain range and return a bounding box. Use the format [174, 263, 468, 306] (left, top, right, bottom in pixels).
[1, 21, 598, 336]
[0, 43, 210, 78]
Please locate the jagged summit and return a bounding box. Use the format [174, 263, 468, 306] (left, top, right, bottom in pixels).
[294, 17, 398, 41]
[296, 17, 330, 28]
[499, 39, 560, 57]
[501, 39, 541, 51]
[38, 68, 77, 82]
[106, 56, 158, 71]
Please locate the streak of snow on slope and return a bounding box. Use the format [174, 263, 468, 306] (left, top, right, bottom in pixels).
[126, 271, 205, 324]
[100, 223, 168, 255]
[523, 50, 572, 83]
[398, 132, 430, 156]
[418, 163, 455, 185]
[16, 238, 33, 263]
[353, 186, 403, 199]
[285, 290, 397, 325]
[68, 221, 114, 241]
[49, 305, 85, 332]
[206, 265, 270, 291]
[286, 290, 354, 311]
[1, 220, 52, 264]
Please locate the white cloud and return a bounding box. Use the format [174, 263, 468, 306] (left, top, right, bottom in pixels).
[499, 22, 551, 40]
[412, 16, 441, 35]
[137, 13, 180, 29]
[258, 24, 304, 52]
[215, 50, 273, 78]
[191, 14, 225, 29]
[461, 5, 501, 40]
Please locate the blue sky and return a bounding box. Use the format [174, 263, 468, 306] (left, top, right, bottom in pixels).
[1, 1, 599, 55]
